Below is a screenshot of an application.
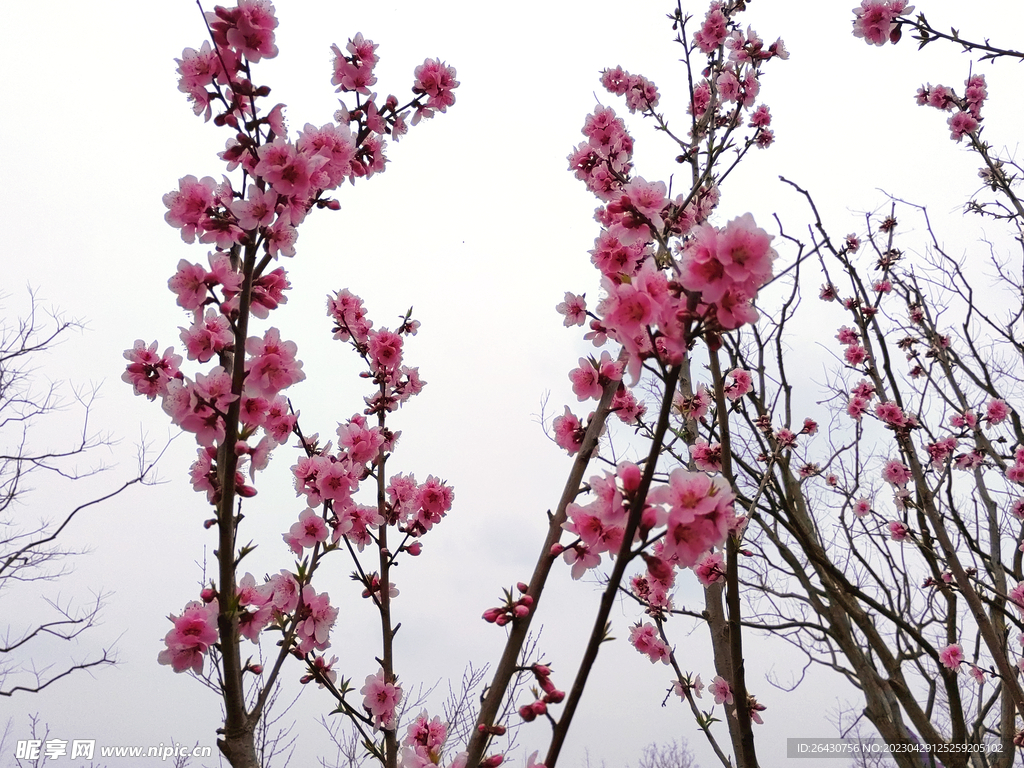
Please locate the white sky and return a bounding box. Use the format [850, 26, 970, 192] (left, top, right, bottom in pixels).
[3, 0, 1024, 766]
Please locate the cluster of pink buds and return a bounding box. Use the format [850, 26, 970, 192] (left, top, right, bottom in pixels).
[518, 664, 565, 722]
[482, 583, 533, 626]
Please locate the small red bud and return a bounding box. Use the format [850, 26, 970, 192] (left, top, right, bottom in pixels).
[237, 484, 258, 498]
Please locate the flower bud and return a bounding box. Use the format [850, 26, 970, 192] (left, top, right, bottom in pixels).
[544, 689, 565, 704]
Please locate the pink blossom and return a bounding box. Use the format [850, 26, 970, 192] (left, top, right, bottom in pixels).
[1010, 498, 1024, 520]
[623, 74, 660, 114]
[556, 292, 587, 327]
[950, 410, 977, 429]
[287, 508, 329, 551]
[122, 341, 182, 400]
[629, 622, 671, 664]
[337, 416, 385, 465]
[265, 570, 300, 613]
[649, 468, 734, 568]
[716, 68, 741, 103]
[413, 59, 459, 113]
[853, 497, 872, 518]
[295, 585, 338, 654]
[882, 459, 912, 486]
[180, 308, 233, 362]
[368, 329, 403, 373]
[888, 521, 910, 542]
[158, 600, 219, 674]
[245, 327, 304, 396]
[694, 3, 728, 53]
[562, 543, 601, 580]
[673, 674, 704, 700]
[553, 407, 585, 455]
[675, 386, 711, 421]
[231, 186, 278, 231]
[413, 475, 455, 534]
[403, 711, 447, 765]
[724, 369, 752, 400]
[361, 668, 402, 730]
[168, 259, 211, 311]
[163, 175, 217, 243]
[774, 429, 797, 449]
[692, 440, 722, 472]
[694, 551, 725, 586]
[969, 665, 986, 684]
[986, 399, 1010, 425]
[1008, 463, 1024, 485]
[844, 344, 868, 366]
[709, 675, 733, 705]
[852, 1, 914, 47]
[749, 104, 772, 128]
[836, 326, 859, 345]
[265, 212, 298, 257]
[611, 385, 645, 424]
[331, 34, 378, 94]
[680, 214, 775, 314]
[926, 436, 958, 469]
[874, 401, 906, 426]
[948, 111, 979, 142]
[939, 644, 964, 672]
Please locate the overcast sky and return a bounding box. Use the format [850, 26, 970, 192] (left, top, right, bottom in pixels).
[3, 1, 1024, 766]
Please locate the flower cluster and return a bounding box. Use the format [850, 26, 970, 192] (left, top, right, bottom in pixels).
[560, 462, 735, 592]
[517, 664, 566, 722]
[139, 0, 458, 684]
[917, 74, 987, 142]
[852, 0, 915, 47]
[402, 711, 448, 768]
[482, 583, 534, 626]
[629, 622, 671, 664]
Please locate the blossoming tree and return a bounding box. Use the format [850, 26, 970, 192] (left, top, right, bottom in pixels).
[125, 0, 1024, 767]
